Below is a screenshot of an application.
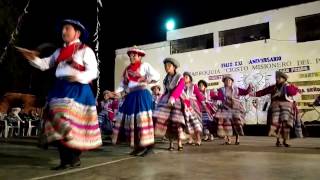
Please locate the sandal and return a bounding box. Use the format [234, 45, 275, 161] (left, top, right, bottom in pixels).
[185, 142, 194, 145]
[202, 136, 209, 141]
[276, 141, 282, 147]
[224, 141, 231, 145]
[283, 143, 290, 147]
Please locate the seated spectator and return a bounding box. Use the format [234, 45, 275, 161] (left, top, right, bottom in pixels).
[5, 107, 25, 126]
[98, 90, 119, 135]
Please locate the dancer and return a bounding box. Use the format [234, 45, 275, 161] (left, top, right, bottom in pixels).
[213, 75, 252, 145]
[112, 46, 160, 156]
[17, 19, 102, 170]
[153, 58, 186, 151]
[253, 71, 301, 147]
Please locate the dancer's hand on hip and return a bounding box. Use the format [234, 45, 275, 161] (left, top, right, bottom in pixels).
[65, 76, 78, 82]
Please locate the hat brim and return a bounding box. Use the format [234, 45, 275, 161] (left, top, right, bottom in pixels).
[222, 77, 234, 82]
[163, 58, 179, 68]
[276, 72, 288, 80]
[183, 72, 193, 82]
[198, 80, 208, 87]
[151, 85, 161, 91]
[59, 20, 89, 42]
[127, 50, 145, 57]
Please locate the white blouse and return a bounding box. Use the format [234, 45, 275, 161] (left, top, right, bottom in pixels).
[116, 62, 160, 93]
[29, 39, 98, 84]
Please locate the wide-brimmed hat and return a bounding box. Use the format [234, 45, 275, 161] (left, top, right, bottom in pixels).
[222, 74, 234, 82]
[183, 71, 193, 82]
[60, 19, 89, 42]
[276, 71, 288, 81]
[127, 46, 146, 57]
[151, 85, 161, 91]
[163, 57, 180, 68]
[198, 80, 208, 88]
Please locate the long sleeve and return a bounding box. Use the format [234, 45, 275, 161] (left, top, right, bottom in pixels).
[209, 90, 217, 100]
[286, 84, 299, 96]
[29, 49, 59, 71]
[75, 47, 98, 83]
[193, 85, 205, 102]
[115, 81, 125, 93]
[255, 85, 275, 97]
[214, 89, 225, 101]
[145, 62, 160, 83]
[238, 86, 251, 96]
[170, 78, 185, 100]
[115, 62, 159, 93]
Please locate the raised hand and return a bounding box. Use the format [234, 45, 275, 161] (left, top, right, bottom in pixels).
[15, 46, 40, 61]
[168, 97, 175, 107]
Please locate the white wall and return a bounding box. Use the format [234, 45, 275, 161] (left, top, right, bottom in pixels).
[115, 1, 320, 124]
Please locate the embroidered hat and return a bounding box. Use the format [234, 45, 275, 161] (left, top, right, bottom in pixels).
[127, 46, 146, 57]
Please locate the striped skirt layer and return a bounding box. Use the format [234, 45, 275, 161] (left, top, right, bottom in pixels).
[185, 99, 202, 135]
[215, 104, 244, 137]
[269, 101, 295, 139]
[153, 93, 186, 140]
[112, 89, 154, 147]
[202, 102, 217, 136]
[45, 79, 102, 150]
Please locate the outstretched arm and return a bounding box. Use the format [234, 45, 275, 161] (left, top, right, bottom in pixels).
[17, 46, 58, 71]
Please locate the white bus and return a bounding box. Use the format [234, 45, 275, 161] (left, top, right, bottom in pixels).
[115, 1, 320, 125]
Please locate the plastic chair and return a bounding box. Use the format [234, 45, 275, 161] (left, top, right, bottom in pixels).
[0, 113, 6, 137]
[7, 107, 23, 137]
[26, 120, 39, 136]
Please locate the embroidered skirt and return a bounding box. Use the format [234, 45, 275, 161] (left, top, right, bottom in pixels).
[112, 89, 154, 147]
[45, 79, 102, 150]
[215, 104, 244, 137]
[153, 93, 186, 140]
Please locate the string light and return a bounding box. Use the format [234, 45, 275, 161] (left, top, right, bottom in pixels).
[0, 0, 31, 64]
[93, 0, 103, 100]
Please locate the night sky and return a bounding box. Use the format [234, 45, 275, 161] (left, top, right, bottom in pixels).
[0, 0, 317, 99]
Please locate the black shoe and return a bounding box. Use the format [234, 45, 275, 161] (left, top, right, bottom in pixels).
[139, 148, 155, 157]
[129, 148, 143, 156]
[178, 146, 183, 151]
[235, 142, 240, 145]
[283, 143, 290, 147]
[70, 160, 81, 168]
[167, 146, 174, 151]
[276, 141, 282, 147]
[202, 136, 209, 141]
[51, 164, 68, 170]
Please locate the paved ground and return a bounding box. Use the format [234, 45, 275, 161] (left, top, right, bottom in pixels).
[1, 136, 320, 180]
